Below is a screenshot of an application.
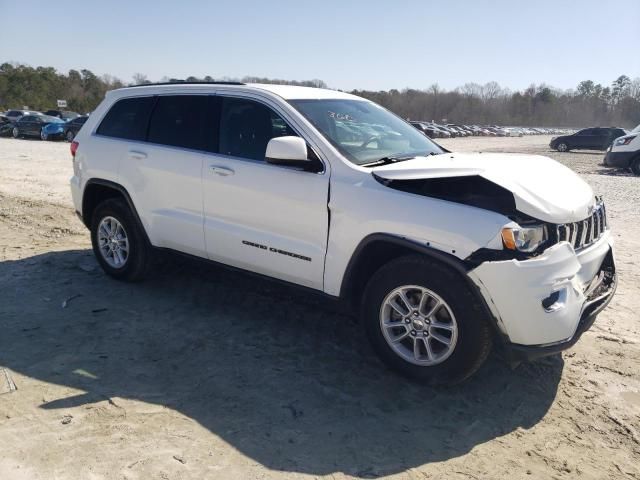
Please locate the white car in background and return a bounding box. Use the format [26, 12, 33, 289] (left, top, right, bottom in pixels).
[604, 123, 640, 175]
[69, 83, 617, 384]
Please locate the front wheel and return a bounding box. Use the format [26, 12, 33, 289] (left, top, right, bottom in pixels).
[66, 130, 75, 142]
[40, 129, 48, 141]
[12, 127, 19, 138]
[631, 157, 640, 176]
[362, 255, 493, 385]
[90, 198, 151, 281]
[556, 142, 569, 152]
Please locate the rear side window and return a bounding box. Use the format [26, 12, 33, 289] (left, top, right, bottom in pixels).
[97, 96, 154, 141]
[147, 95, 208, 150]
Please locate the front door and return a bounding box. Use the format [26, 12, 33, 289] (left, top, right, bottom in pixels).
[202, 95, 330, 290]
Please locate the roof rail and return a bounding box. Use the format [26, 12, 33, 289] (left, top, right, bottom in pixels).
[123, 81, 245, 88]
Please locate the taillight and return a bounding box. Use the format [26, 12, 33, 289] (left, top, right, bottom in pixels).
[70, 141, 79, 157]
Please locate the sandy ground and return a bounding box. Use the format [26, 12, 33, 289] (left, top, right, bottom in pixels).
[0, 135, 639, 480]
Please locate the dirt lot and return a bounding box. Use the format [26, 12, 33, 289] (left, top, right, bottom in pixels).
[0, 135, 639, 480]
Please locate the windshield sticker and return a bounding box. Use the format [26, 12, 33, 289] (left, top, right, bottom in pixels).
[328, 111, 354, 121]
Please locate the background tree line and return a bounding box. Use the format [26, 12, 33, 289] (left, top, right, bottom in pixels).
[1, 62, 638, 128]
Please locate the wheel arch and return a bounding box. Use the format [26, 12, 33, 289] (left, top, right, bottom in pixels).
[82, 179, 151, 245]
[339, 233, 503, 335]
[341, 234, 470, 302]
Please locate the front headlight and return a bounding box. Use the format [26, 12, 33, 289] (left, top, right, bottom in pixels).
[501, 225, 547, 252]
[614, 135, 636, 146]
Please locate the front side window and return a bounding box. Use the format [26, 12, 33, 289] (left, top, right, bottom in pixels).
[577, 129, 594, 136]
[147, 95, 208, 150]
[218, 97, 297, 161]
[97, 96, 155, 141]
[290, 99, 443, 165]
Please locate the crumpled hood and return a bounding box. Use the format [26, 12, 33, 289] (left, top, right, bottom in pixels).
[372, 153, 595, 223]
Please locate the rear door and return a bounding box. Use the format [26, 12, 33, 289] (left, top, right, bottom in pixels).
[591, 128, 611, 149]
[202, 94, 329, 290]
[116, 94, 212, 257]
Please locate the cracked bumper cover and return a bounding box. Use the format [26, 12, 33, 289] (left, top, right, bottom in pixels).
[468, 232, 616, 361]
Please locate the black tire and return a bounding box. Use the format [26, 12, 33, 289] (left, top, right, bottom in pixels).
[556, 142, 569, 152]
[631, 157, 640, 176]
[90, 198, 151, 281]
[362, 255, 493, 385]
[66, 130, 75, 142]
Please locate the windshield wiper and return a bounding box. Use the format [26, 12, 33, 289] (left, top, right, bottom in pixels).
[360, 154, 417, 167]
[361, 151, 440, 167]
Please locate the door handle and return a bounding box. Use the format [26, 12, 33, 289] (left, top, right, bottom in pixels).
[128, 150, 147, 160]
[209, 165, 234, 176]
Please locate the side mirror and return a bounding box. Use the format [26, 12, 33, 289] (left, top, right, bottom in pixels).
[266, 136, 322, 172]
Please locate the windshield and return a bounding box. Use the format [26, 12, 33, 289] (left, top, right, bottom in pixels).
[289, 99, 443, 165]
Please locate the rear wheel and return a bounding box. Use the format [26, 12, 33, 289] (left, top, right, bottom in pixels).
[40, 129, 48, 141]
[66, 130, 75, 142]
[556, 142, 569, 152]
[362, 255, 493, 385]
[631, 157, 640, 176]
[90, 198, 151, 281]
[12, 127, 19, 139]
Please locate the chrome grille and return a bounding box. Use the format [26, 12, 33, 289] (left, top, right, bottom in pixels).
[556, 201, 607, 250]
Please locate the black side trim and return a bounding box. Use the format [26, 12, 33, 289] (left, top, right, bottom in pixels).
[83, 179, 151, 246]
[340, 233, 505, 338]
[155, 246, 342, 304]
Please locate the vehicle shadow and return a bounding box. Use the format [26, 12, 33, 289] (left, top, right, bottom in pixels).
[548, 149, 604, 156]
[591, 167, 636, 177]
[0, 249, 563, 477]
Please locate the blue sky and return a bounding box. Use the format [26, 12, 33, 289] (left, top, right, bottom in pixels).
[1, 0, 638, 91]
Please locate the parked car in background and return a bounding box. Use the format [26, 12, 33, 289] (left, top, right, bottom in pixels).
[550, 127, 627, 152]
[40, 116, 69, 140]
[603, 123, 640, 175]
[4, 109, 42, 123]
[0, 115, 14, 137]
[44, 110, 80, 121]
[410, 121, 447, 139]
[63, 115, 88, 141]
[12, 114, 64, 139]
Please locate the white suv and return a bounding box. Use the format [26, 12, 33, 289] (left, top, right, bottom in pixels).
[70, 83, 616, 384]
[604, 123, 640, 175]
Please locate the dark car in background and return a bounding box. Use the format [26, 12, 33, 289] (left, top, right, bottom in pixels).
[410, 121, 440, 138]
[0, 115, 14, 137]
[550, 127, 627, 152]
[62, 115, 88, 141]
[11, 114, 64, 139]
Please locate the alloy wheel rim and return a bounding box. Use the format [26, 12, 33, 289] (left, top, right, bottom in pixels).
[12, 127, 18, 138]
[380, 285, 458, 366]
[97, 216, 129, 268]
[67, 131, 74, 141]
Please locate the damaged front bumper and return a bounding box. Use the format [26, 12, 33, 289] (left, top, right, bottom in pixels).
[468, 233, 616, 361]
